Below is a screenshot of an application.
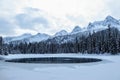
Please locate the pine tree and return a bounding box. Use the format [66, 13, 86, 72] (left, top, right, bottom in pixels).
[0, 36, 3, 55]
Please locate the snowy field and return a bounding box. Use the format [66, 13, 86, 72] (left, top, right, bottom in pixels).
[0, 54, 120, 80]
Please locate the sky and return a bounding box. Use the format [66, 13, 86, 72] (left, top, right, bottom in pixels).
[0, 0, 120, 37]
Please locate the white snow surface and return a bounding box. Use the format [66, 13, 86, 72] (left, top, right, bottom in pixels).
[71, 26, 82, 34]
[54, 30, 68, 37]
[4, 33, 32, 43]
[27, 33, 50, 43]
[4, 33, 51, 43]
[87, 16, 120, 32]
[0, 53, 120, 80]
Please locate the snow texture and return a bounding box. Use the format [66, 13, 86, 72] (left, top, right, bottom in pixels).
[54, 30, 68, 37]
[71, 26, 82, 34]
[0, 54, 120, 80]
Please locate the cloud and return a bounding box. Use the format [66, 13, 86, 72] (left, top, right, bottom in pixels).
[24, 7, 40, 13]
[0, 18, 17, 36]
[14, 7, 55, 34]
[66, 15, 87, 28]
[0, 0, 120, 36]
[105, 0, 120, 19]
[15, 13, 49, 30]
[0, 0, 28, 17]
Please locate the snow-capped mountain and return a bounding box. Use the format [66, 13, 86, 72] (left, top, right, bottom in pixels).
[54, 30, 68, 37]
[4, 15, 120, 44]
[104, 16, 120, 25]
[4, 33, 32, 43]
[4, 33, 51, 43]
[46, 16, 120, 44]
[71, 26, 82, 34]
[25, 33, 50, 43]
[87, 16, 120, 32]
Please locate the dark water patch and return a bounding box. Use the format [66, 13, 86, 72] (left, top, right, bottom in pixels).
[5, 57, 102, 63]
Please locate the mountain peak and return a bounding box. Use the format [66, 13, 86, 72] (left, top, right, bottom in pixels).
[26, 33, 50, 43]
[87, 15, 120, 29]
[104, 15, 120, 26]
[87, 22, 95, 29]
[55, 30, 68, 36]
[105, 15, 116, 21]
[71, 26, 81, 33]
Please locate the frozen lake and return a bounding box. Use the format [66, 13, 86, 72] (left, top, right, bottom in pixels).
[0, 54, 120, 80]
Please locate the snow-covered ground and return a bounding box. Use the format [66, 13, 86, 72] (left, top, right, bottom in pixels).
[0, 54, 120, 80]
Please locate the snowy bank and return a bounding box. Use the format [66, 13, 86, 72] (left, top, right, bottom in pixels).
[0, 54, 120, 80]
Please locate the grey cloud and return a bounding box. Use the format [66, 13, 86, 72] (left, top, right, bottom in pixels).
[106, 0, 120, 19]
[0, 18, 16, 36]
[66, 15, 87, 26]
[15, 10, 49, 30]
[0, 7, 51, 36]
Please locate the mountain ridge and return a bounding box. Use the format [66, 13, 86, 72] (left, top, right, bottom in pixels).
[4, 15, 120, 44]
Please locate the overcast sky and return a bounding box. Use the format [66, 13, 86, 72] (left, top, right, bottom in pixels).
[0, 0, 120, 37]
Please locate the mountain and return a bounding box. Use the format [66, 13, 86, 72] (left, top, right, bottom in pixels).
[45, 16, 120, 44]
[25, 33, 50, 43]
[4, 33, 51, 43]
[4, 33, 32, 43]
[3, 15, 120, 44]
[71, 26, 82, 34]
[54, 30, 68, 37]
[87, 16, 120, 32]
[45, 26, 87, 44]
[104, 16, 120, 25]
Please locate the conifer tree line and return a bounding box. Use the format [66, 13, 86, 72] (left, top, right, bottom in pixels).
[1, 25, 120, 55]
[0, 36, 8, 55]
[0, 36, 3, 54]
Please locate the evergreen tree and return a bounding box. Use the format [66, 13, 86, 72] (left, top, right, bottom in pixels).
[0, 36, 3, 55]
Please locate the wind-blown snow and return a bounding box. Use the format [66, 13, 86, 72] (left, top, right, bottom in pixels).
[0, 54, 120, 80]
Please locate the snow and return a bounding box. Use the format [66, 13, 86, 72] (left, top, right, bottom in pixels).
[87, 16, 120, 32]
[87, 25, 108, 33]
[54, 30, 68, 37]
[3, 16, 120, 44]
[104, 16, 120, 25]
[0, 54, 120, 80]
[11, 33, 32, 41]
[4, 33, 32, 43]
[4, 33, 51, 43]
[27, 33, 50, 42]
[71, 26, 82, 34]
[82, 17, 120, 42]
